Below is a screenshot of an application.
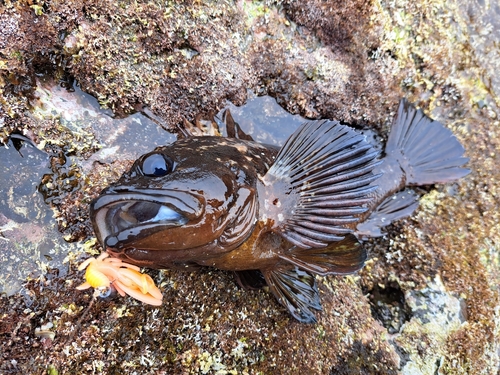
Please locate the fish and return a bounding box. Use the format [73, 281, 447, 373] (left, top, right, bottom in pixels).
[89, 99, 469, 323]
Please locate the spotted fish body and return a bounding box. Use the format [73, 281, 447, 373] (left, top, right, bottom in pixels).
[91, 100, 469, 323]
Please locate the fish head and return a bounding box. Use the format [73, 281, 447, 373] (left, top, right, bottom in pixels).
[91, 137, 265, 268]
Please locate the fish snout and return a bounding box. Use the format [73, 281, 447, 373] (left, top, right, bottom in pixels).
[90, 188, 205, 248]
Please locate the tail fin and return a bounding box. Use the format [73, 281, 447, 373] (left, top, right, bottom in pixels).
[387, 99, 470, 185]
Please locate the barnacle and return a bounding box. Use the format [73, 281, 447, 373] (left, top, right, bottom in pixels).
[76, 253, 163, 306]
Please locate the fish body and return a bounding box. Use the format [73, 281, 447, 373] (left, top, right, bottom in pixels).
[91, 100, 469, 322]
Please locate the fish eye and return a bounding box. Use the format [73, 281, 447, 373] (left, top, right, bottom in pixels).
[141, 153, 174, 177]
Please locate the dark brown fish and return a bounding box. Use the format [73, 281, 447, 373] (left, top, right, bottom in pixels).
[90, 100, 469, 323]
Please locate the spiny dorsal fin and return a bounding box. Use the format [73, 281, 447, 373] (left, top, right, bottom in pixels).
[259, 120, 380, 248]
[278, 233, 366, 276]
[221, 109, 254, 141]
[262, 267, 321, 323]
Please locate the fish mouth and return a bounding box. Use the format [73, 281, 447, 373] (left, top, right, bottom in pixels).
[91, 189, 204, 249]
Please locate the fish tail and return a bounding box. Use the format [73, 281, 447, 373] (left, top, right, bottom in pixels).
[386, 99, 470, 185]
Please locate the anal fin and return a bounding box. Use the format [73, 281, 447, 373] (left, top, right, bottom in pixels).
[356, 189, 419, 238]
[279, 233, 367, 276]
[263, 267, 321, 323]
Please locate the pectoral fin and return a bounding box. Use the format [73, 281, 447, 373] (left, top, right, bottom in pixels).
[260, 119, 380, 249]
[262, 267, 321, 323]
[279, 234, 367, 276]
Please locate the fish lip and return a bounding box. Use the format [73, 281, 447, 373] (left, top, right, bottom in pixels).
[90, 188, 204, 248]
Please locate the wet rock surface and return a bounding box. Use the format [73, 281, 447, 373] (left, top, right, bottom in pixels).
[1, 0, 499, 374]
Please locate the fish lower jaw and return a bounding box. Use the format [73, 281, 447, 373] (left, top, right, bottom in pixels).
[93, 200, 189, 248]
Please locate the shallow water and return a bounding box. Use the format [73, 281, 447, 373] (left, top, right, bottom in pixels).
[0, 80, 178, 295]
[0, 136, 61, 295]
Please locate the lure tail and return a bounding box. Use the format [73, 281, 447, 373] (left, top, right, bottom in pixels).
[386, 99, 470, 185]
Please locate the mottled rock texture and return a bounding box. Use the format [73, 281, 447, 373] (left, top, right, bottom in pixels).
[1, 0, 499, 374]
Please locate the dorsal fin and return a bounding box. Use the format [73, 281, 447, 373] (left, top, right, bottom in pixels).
[259, 120, 380, 248]
[221, 109, 254, 141]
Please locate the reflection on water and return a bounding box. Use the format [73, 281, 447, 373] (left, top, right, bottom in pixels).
[0, 137, 71, 295]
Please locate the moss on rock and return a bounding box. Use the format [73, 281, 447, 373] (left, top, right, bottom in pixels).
[0, 0, 499, 374]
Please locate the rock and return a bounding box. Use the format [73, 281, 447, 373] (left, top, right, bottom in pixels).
[0, 0, 499, 374]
